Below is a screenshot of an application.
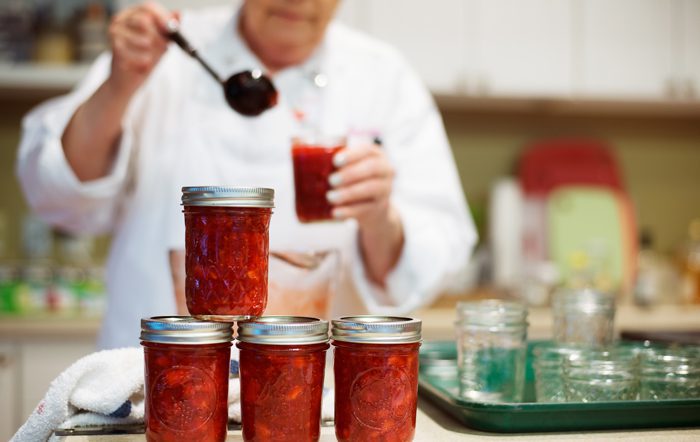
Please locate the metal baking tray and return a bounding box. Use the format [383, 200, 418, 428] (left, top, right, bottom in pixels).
[418, 341, 700, 433]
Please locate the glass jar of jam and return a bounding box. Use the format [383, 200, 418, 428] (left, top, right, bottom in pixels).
[182, 186, 274, 321]
[141, 316, 233, 442]
[291, 135, 345, 223]
[332, 316, 421, 442]
[237, 316, 329, 442]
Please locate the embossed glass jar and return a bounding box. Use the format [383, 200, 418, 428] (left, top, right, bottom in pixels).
[533, 344, 582, 403]
[640, 346, 700, 400]
[182, 186, 274, 321]
[552, 288, 615, 347]
[332, 316, 421, 442]
[237, 316, 329, 442]
[563, 348, 640, 402]
[141, 316, 233, 442]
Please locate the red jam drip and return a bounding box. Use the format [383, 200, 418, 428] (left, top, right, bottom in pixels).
[184, 206, 271, 318]
[143, 342, 231, 442]
[238, 342, 328, 442]
[333, 341, 420, 442]
[292, 143, 344, 222]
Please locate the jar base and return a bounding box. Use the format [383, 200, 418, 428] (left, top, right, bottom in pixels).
[193, 314, 257, 322]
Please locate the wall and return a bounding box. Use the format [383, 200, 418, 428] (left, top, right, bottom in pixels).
[0, 98, 699, 262]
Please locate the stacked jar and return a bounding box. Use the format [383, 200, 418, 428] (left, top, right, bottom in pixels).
[332, 316, 422, 442]
[182, 186, 274, 321]
[455, 300, 528, 402]
[141, 317, 233, 442]
[551, 287, 615, 347]
[237, 316, 329, 442]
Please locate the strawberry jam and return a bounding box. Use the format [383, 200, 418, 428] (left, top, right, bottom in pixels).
[291, 137, 345, 222]
[237, 316, 329, 442]
[182, 187, 274, 321]
[331, 317, 421, 442]
[141, 317, 233, 442]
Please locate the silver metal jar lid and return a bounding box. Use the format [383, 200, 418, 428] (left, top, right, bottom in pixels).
[141, 316, 233, 344]
[236, 316, 329, 345]
[331, 316, 422, 344]
[181, 186, 275, 208]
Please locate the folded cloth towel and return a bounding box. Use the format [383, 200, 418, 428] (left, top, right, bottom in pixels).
[11, 347, 144, 442]
[12, 347, 334, 442]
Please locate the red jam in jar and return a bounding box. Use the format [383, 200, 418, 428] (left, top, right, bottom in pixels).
[237, 316, 329, 442]
[332, 316, 421, 442]
[291, 136, 345, 223]
[182, 187, 274, 321]
[141, 316, 233, 442]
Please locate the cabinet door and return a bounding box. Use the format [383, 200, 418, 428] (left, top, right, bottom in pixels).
[577, 0, 674, 99]
[363, 0, 467, 94]
[19, 340, 95, 423]
[679, 0, 700, 98]
[470, 0, 574, 97]
[0, 343, 19, 441]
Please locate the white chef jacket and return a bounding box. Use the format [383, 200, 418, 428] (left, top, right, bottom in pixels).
[16, 5, 477, 349]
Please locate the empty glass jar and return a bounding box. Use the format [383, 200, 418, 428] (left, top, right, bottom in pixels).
[455, 300, 528, 402]
[640, 346, 700, 400]
[563, 348, 639, 402]
[533, 344, 582, 403]
[552, 288, 615, 347]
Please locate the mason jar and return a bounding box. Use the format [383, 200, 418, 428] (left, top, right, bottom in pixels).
[237, 316, 329, 442]
[533, 344, 582, 403]
[563, 347, 639, 402]
[455, 300, 528, 402]
[640, 346, 700, 400]
[182, 186, 274, 321]
[551, 288, 615, 346]
[141, 316, 233, 442]
[332, 316, 421, 442]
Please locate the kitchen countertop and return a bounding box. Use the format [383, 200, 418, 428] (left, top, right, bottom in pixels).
[2, 304, 700, 341]
[54, 398, 700, 441]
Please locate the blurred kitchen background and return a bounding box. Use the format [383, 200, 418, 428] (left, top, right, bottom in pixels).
[0, 0, 699, 437]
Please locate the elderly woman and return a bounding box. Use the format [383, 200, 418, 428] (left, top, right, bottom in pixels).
[16, 0, 476, 349]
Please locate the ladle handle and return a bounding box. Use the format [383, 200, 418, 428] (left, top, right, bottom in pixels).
[166, 18, 223, 84]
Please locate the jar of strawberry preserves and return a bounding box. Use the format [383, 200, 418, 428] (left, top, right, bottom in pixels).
[141, 316, 233, 442]
[237, 316, 329, 442]
[182, 186, 274, 321]
[332, 316, 422, 442]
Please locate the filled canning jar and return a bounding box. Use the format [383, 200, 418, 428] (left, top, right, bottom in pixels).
[237, 316, 329, 442]
[291, 135, 345, 223]
[332, 316, 421, 442]
[141, 316, 233, 442]
[182, 186, 274, 321]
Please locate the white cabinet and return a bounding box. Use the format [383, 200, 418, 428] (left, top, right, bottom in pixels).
[362, 0, 468, 94]
[469, 0, 574, 97]
[0, 343, 19, 442]
[576, 0, 675, 99]
[679, 0, 700, 98]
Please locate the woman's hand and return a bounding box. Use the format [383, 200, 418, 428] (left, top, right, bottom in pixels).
[328, 143, 404, 285]
[107, 1, 174, 97]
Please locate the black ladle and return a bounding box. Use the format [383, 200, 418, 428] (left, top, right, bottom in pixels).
[166, 19, 278, 117]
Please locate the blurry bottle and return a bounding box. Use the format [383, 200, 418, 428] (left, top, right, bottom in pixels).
[32, 2, 73, 64]
[0, 265, 20, 314]
[76, 2, 109, 62]
[680, 219, 700, 304]
[633, 229, 681, 306]
[0, 0, 33, 62]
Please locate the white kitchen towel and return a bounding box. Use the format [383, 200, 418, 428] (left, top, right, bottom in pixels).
[10, 347, 145, 442]
[11, 347, 335, 442]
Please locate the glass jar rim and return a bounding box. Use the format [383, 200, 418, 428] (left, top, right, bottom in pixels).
[331, 316, 422, 344]
[141, 316, 233, 344]
[236, 316, 329, 345]
[181, 186, 275, 208]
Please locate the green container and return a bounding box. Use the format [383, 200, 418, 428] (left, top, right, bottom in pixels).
[418, 341, 700, 433]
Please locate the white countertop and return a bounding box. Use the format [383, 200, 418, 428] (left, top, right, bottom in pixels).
[54, 399, 700, 442]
